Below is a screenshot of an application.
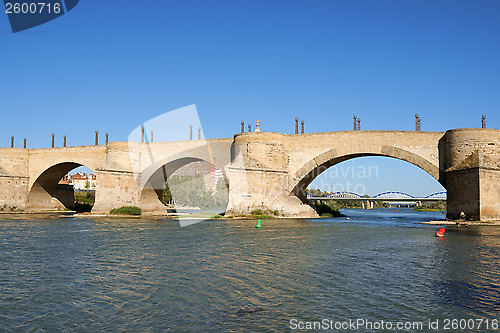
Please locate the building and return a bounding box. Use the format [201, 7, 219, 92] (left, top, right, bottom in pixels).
[172, 161, 225, 190]
[62, 172, 97, 190]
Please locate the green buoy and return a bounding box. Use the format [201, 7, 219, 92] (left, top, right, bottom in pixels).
[255, 219, 262, 228]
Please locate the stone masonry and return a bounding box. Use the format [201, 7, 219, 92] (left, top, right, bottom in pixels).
[0, 128, 498, 220]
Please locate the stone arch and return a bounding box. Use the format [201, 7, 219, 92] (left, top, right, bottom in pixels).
[27, 162, 96, 210]
[139, 155, 229, 213]
[289, 145, 442, 201]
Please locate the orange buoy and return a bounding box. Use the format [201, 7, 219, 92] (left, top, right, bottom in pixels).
[435, 227, 445, 237]
[347, 217, 350, 221]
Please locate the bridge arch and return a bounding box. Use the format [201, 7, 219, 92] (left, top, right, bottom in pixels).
[289, 145, 442, 201]
[138, 155, 229, 213]
[27, 162, 97, 211]
[373, 191, 416, 199]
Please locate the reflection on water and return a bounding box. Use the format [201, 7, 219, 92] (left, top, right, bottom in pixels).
[0, 209, 498, 332]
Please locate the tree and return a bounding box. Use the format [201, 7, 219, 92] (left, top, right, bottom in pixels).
[162, 174, 229, 210]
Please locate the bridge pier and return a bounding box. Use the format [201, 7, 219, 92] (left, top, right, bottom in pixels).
[443, 129, 500, 221]
[225, 132, 318, 217]
[28, 182, 74, 210]
[92, 169, 141, 213]
[91, 142, 169, 214]
[0, 175, 29, 210]
[92, 170, 168, 214]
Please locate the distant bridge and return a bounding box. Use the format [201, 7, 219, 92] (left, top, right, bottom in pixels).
[307, 191, 447, 202]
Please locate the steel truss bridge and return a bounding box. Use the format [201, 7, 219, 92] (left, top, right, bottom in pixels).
[306, 191, 446, 203]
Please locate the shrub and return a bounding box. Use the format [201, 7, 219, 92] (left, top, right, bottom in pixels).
[0, 204, 20, 212]
[75, 202, 92, 213]
[311, 202, 343, 217]
[110, 206, 142, 215]
[249, 208, 280, 219]
[251, 209, 265, 216]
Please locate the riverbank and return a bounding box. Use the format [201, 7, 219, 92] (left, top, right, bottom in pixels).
[0, 210, 75, 214]
[423, 220, 500, 226]
[0, 210, 329, 220]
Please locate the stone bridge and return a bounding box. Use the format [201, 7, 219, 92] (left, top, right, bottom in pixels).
[0, 128, 498, 221]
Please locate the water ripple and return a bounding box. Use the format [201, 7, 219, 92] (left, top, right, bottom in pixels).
[0, 211, 498, 331]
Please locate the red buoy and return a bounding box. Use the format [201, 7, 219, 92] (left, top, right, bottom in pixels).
[435, 228, 445, 237]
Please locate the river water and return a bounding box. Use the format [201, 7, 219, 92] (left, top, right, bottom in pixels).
[0, 209, 498, 332]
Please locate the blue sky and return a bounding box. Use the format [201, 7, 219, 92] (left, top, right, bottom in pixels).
[1, 0, 498, 195]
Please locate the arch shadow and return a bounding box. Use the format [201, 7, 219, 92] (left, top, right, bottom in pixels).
[27, 162, 96, 210]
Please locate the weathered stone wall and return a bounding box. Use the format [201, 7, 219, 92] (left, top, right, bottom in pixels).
[27, 146, 106, 189]
[0, 175, 29, 210]
[285, 131, 444, 195]
[446, 169, 480, 220]
[93, 139, 232, 213]
[0, 129, 498, 220]
[55, 184, 75, 210]
[0, 148, 29, 209]
[92, 169, 142, 213]
[480, 169, 500, 221]
[443, 128, 500, 221]
[0, 148, 29, 176]
[225, 132, 317, 217]
[226, 130, 445, 217]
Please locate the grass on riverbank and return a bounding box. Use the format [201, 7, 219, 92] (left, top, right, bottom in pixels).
[250, 209, 280, 219]
[413, 207, 446, 212]
[310, 202, 345, 217]
[110, 206, 142, 215]
[74, 191, 95, 213]
[0, 204, 24, 212]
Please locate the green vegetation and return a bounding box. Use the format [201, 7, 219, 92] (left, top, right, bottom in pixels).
[309, 202, 344, 217]
[74, 202, 92, 212]
[162, 175, 229, 210]
[110, 206, 142, 215]
[307, 189, 447, 212]
[306, 189, 385, 209]
[74, 190, 95, 212]
[413, 201, 446, 211]
[0, 204, 22, 212]
[413, 207, 445, 212]
[248, 208, 281, 219]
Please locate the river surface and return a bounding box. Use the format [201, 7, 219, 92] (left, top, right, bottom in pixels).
[0, 209, 498, 332]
